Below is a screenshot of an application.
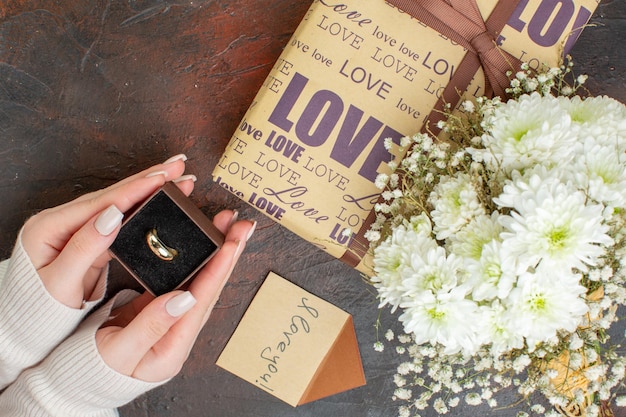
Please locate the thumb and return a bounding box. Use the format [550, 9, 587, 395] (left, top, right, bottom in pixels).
[96, 291, 197, 378]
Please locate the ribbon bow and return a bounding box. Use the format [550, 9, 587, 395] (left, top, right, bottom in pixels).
[387, 0, 522, 98]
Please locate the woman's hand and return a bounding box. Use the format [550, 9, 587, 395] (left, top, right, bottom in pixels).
[95, 211, 256, 382]
[11, 151, 258, 384]
[20, 154, 194, 308]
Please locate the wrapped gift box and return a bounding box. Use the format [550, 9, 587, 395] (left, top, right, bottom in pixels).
[213, 0, 598, 274]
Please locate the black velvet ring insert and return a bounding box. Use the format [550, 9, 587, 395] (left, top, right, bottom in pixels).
[110, 182, 224, 296]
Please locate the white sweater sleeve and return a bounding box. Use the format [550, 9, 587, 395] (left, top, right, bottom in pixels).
[0, 231, 107, 390]
[0, 290, 168, 417]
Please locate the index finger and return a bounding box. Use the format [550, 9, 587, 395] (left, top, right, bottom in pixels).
[22, 174, 170, 263]
[49, 154, 189, 212]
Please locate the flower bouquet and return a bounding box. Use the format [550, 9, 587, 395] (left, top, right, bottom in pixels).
[367, 61, 626, 417]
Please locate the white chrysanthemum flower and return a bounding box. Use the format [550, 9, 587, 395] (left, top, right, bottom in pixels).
[402, 246, 466, 296]
[477, 92, 577, 173]
[497, 175, 612, 272]
[446, 212, 503, 260]
[406, 213, 433, 236]
[371, 225, 438, 311]
[482, 301, 524, 356]
[465, 240, 517, 301]
[505, 268, 588, 351]
[559, 95, 626, 140]
[399, 287, 485, 355]
[429, 173, 485, 240]
[570, 134, 626, 208]
[494, 166, 564, 208]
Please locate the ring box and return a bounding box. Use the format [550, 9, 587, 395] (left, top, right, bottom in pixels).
[110, 182, 225, 296]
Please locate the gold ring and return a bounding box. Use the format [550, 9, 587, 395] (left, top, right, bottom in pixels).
[146, 228, 178, 261]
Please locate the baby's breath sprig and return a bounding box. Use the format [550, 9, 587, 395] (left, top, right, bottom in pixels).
[505, 55, 589, 100]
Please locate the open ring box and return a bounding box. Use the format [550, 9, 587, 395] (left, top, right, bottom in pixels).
[110, 182, 225, 296]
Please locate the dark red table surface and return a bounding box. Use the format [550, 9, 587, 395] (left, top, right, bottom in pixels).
[1, 1, 625, 416]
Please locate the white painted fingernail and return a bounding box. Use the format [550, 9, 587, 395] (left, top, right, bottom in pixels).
[95, 205, 123, 236]
[223, 239, 244, 283]
[246, 221, 257, 242]
[218, 239, 243, 294]
[172, 174, 197, 183]
[165, 291, 197, 317]
[146, 170, 168, 179]
[233, 239, 243, 261]
[163, 154, 188, 164]
[228, 210, 239, 228]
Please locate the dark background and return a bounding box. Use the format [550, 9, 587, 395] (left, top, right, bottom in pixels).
[0, 1, 624, 416]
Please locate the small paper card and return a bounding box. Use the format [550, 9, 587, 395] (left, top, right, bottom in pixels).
[216, 272, 366, 406]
